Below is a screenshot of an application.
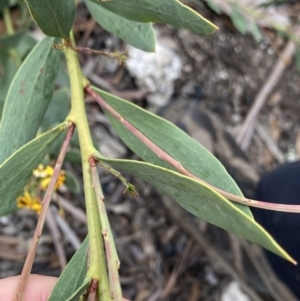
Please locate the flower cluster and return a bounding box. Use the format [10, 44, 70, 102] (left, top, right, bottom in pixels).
[17, 191, 42, 214]
[33, 164, 66, 191]
[17, 164, 66, 214]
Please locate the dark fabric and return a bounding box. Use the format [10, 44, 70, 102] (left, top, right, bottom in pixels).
[252, 161, 300, 298]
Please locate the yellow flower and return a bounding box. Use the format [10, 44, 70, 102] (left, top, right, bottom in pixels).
[31, 202, 42, 214]
[17, 191, 42, 214]
[33, 164, 51, 178]
[33, 164, 66, 191]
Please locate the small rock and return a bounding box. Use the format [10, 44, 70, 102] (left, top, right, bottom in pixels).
[221, 282, 250, 301]
[126, 40, 182, 106]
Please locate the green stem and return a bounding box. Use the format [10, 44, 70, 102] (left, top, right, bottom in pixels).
[64, 33, 111, 300]
[97, 160, 137, 196]
[3, 7, 21, 66]
[90, 158, 122, 301]
[3, 7, 14, 35]
[83, 159, 111, 300]
[64, 34, 95, 155]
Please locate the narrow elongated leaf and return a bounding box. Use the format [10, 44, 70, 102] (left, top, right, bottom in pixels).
[92, 88, 252, 218]
[0, 37, 60, 164]
[0, 33, 36, 116]
[231, 7, 247, 35]
[205, 0, 222, 14]
[64, 170, 81, 193]
[250, 21, 263, 43]
[42, 88, 70, 131]
[91, 0, 218, 35]
[0, 122, 68, 216]
[0, 31, 26, 51]
[25, 0, 76, 38]
[65, 278, 91, 301]
[0, 32, 37, 59]
[0, 51, 18, 119]
[15, 33, 37, 58]
[85, 0, 155, 52]
[48, 237, 90, 301]
[96, 155, 294, 263]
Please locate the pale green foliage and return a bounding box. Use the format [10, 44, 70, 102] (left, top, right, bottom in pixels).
[0, 123, 67, 216]
[25, 0, 76, 38]
[85, 0, 156, 52]
[0, 37, 59, 164]
[93, 88, 293, 261]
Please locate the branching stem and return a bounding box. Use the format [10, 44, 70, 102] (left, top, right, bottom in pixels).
[97, 160, 137, 196]
[68, 43, 127, 64]
[64, 33, 111, 301]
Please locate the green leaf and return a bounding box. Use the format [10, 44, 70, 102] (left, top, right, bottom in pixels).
[15, 33, 37, 59]
[85, 0, 156, 52]
[64, 148, 82, 165]
[48, 237, 90, 301]
[0, 34, 34, 109]
[0, 51, 18, 119]
[205, 0, 222, 14]
[96, 155, 294, 263]
[56, 64, 70, 88]
[0, 33, 34, 118]
[231, 7, 247, 35]
[91, 0, 218, 35]
[41, 87, 72, 160]
[0, 37, 60, 164]
[42, 88, 70, 131]
[91, 87, 253, 218]
[24, 0, 76, 38]
[65, 278, 91, 301]
[0, 122, 68, 216]
[0, 31, 26, 51]
[250, 21, 263, 42]
[64, 170, 81, 193]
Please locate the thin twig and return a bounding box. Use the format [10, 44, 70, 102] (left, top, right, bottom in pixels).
[160, 240, 193, 299]
[68, 42, 127, 64]
[162, 195, 264, 301]
[85, 86, 300, 215]
[97, 160, 137, 196]
[90, 157, 123, 301]
[53, 206, 82, 250]
[45, 207, 67, 269]
[256, 123, 285, 163]
[57, 195, 87, 224]
[13, 123, 75, 301]
[236, 39, 296, 150]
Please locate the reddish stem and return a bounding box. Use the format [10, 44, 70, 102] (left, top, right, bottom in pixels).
[85, 86, 300, 214]
[13, 124, 75, 301]
[88, 279, 98, 301]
